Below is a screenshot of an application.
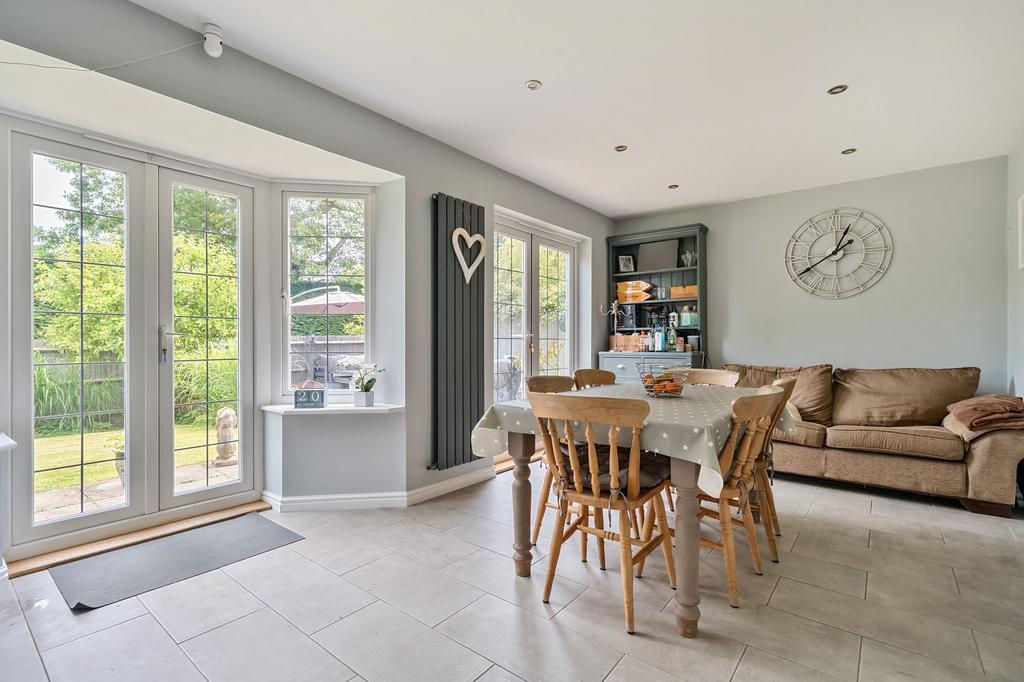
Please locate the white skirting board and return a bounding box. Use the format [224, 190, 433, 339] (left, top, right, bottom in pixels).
[262, 465, 496, 512]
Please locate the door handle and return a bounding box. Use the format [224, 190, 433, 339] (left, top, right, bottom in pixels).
[161, 325, 186, 363]
[616, 364, 627, 370]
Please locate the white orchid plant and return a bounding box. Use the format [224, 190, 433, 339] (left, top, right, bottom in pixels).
[350, 363, 385, 392]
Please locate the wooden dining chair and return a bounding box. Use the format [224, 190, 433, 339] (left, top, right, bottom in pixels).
[573, 368, 616, 390]
[529, 392, 676, 633]
[697, 385, 785, 607]
[660, 367, 742, 513]
[750, 377, 796, 561]
[526, 375, 576, 395]
[526, 375, 576, 547]
[686, 368, 740, 387]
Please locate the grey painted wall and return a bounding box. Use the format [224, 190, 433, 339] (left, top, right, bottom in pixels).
[0, 0, 614, 491]
[616, 158, 1009, 394]
[1007, 133, 1024, 396]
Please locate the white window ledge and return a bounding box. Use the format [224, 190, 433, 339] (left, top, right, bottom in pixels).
[261, 403, 404, 416]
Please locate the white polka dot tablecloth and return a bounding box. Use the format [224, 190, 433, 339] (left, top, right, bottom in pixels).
[471, 382, 797, 497]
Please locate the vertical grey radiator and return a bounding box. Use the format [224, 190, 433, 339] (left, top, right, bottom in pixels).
[432, 193, 485, 470]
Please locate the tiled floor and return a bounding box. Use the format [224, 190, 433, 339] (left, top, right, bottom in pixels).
[3, 465, 1024, 681]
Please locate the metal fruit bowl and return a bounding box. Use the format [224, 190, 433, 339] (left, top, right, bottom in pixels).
[637, 363, 691, 398]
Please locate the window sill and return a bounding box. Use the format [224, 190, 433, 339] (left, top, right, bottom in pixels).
[261, 403, 404, 416]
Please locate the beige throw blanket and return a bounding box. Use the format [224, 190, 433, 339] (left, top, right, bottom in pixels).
[946, 394, 1024, 438]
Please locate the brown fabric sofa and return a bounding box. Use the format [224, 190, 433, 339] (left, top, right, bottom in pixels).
[723, 363, 1024, 516]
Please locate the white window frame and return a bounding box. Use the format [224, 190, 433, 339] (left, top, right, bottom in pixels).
[273, 184, 375, 398]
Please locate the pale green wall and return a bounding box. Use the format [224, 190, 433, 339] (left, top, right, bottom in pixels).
[1007, 133, 1024, 396]
[616, 158, 1009, 394]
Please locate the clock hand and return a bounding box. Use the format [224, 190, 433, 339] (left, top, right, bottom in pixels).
[798, 238, 854, 276]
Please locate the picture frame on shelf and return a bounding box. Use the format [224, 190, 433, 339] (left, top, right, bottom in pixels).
[618, 255, 635, 273]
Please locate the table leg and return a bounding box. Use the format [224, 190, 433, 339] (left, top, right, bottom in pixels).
[508, 432, 535, 577]
[671, 459, 702, 637]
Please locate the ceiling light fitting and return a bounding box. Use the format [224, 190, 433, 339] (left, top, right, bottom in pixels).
[524, 79, 542, 90]
[668, 184, 679, 189]
[203, 23, 224, 58]
[614, 145, 628, 152]
[827, 84, 848, 95]
[841, 148, 857, 155]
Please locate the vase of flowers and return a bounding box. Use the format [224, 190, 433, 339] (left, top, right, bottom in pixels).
[351, 363, 385, 407]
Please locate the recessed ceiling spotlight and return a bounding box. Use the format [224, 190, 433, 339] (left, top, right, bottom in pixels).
[668, 184, 679, 189]
[827, 84, 848, 95]
[524, 79, 542, 90]
[841, 147, 857, 155]
[614, 145, 628, 152]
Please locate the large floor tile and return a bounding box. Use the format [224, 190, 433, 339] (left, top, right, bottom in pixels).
[314, 600, 490, 682]
[953, 563, 1024, 604]
[974, 631, 1024, 681]
[805, 503, 943, 541]
[733, 543, 867, 598]
[316, 508, 404, 535]
[344, 553, 483, 626]
[259, 509, 330, 534]
[767, 578, 983, 673]
[551, 588, 744, 682]
[139, 569, 263, 642]
[385, 498, 474, 531]
[181, 608, 354, 681]
[441, 489, 517, 525]
[439, 594, 623, 682]
[857, 638, 987, 682]
[708, 599, 858, 679]
[14, 571, 148, 651]
[773, 512, 870, 548]
[604, 655, 681, 681]
[290, 522, 394, 574]
[866, 572, 1024, 645]
[440, 548, 587, 619]
[790, 533, 957, 592]
[476, 664, 525, 681]
[41, 614, 204, 682]
[370, 519, 480, 569]
[222, 547, 376, 633]
[0, 579, 47, 681]
[731, 647, 844, 682]
[444, 515, 529, 558]
[869, 522, 1024, 576]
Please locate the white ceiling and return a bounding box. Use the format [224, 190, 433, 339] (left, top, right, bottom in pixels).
[133, 1, 1024, 217]
[0, 41, 397, 184]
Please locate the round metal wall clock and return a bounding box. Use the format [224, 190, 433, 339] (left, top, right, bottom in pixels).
[785, 208, 893, 299]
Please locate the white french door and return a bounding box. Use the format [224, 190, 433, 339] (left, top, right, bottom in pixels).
[492, 224, 574, 402]
[10, 134, 254, 545]
[158, 170, 254, 508]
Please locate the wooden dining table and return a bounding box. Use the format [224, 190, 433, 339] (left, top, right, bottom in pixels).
[471, 381, 796, 638]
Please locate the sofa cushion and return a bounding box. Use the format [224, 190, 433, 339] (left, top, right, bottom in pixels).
[723, 363, 833, 424]
[771, 441, 826, 477]
[831, 367, 980, 426]
[774, 420, 826, 448]
[823, 448, 966, 498]
[826, 425, 966, 461]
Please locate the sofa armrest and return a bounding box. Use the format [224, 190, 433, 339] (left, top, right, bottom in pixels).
[964, 429, 1024, 505]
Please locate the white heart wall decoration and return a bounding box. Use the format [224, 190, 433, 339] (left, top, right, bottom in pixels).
[451, 227, 486, 284]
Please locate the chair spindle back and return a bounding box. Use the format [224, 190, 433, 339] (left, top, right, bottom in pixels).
[527, 393, 650, 499]
[716, 385, 785, 485]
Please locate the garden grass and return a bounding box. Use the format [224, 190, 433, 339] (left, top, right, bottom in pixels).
[33, 424, 209, 491]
